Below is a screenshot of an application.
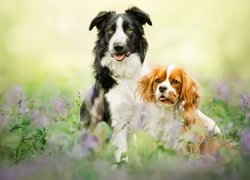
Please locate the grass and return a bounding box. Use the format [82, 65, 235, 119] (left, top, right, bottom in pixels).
[0, 79, 250, 180]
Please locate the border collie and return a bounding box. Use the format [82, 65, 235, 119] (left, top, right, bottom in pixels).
[80, 6, 152, 160]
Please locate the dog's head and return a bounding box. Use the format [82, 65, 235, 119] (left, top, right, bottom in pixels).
[89, 6, 152, 62]
[137, 65, 200, 112]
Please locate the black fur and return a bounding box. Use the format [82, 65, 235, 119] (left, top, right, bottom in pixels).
[80, 6, 152, 126]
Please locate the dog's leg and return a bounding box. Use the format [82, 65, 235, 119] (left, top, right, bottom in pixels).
[80, 98, 92, 127]
[111, 125, 128, 162]
[80, 86, 109, 129]
[80, 86, 96, 126]
[196, 109, 221, 135]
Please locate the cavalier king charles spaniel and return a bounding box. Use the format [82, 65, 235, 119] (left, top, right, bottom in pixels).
[136, 65, 221, 155]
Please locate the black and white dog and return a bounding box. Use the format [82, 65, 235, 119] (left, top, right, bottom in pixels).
[80, 6, 152, 161]
[80, 6, 220, 162]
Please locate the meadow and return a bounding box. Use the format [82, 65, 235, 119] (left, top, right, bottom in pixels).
[0, 0, 250, 179]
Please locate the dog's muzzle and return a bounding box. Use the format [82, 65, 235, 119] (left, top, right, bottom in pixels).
[110, 43, 131, 62]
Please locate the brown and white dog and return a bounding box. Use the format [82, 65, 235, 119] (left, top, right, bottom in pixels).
[136, 65, 221, 155]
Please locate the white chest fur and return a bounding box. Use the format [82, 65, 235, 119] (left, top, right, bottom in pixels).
[102, 53, 146, 162]
[105, 78, 139, 128]
[141, 105, 186, 152]
[102, 52, 148, 129]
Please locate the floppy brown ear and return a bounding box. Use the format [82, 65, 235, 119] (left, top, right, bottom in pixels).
[89, 11, 114, 31]
[125, 6, 152, 26]
[136, 73, 155, 103]
[180, 68, 200, 112]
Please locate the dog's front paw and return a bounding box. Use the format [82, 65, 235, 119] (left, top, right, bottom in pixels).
[115, 150, 128, 162]
[213, 125, 221, 136]
[209, 124, 221, 136]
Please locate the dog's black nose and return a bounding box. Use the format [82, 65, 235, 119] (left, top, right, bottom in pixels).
[159, 86, 167, 93]
[114, 44, 125, 53]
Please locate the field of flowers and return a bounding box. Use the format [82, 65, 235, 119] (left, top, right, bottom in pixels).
[0, 79, 250, 179]
[1, 0, 250, 179]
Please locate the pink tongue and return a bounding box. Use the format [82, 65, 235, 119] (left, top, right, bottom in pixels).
[114, 54, 125, 61]
[159, 97, 167, 101]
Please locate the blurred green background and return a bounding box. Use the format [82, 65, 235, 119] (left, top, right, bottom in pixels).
[0, 0, 249, 97]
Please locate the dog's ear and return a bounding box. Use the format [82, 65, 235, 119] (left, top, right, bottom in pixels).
[125, 6, 152, 26]
[136, 71, 155, 103]
[180, 68, 200, 112]
[89, 11, 114, 31]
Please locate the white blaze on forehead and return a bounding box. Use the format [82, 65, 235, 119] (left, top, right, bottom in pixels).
[156, 65, 177, 96]
[109, 16, 128, 51]
[166, 65, 176, 80]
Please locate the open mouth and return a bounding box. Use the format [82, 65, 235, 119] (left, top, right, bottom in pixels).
[110, 52, 131, 62]
[158, 95, 175, 104]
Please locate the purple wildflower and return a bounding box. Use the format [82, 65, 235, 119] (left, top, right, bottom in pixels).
[31, 110, 50, 128]
[214, 81, 230, 102]
[240, 128, 250, 160]
[18, 99, 29, 114]
[4, 86, 29, 113]
[241, 94, 250, 110]
[5, 86, 24, 105]
[71, 133, 100, 158]
[51, 97, 70, 119]
[80, 133, 99, 152]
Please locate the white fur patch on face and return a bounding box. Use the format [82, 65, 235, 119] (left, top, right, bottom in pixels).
[156, 65, 177, 99]
[109, 16, 128, 52]
[166, 65, 176, 79]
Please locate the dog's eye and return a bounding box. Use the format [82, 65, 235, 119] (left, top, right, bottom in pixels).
[107, 29, 113, 34]
[155, 78, 161, 83]
[126, 28, 133, 34]
[171, 79, 179, 84]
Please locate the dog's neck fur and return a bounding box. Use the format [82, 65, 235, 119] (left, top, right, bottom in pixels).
[155, 101, 183, 121]
[101, 52, 143, 79]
